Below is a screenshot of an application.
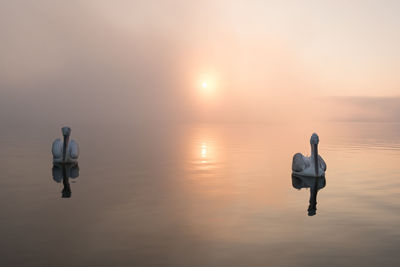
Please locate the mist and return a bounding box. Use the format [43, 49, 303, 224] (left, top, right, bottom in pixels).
[1, 0, 399, 127]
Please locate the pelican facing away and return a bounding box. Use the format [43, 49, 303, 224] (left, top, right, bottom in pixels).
[292, 133, 326, 177]
[52, 127, 79, 164]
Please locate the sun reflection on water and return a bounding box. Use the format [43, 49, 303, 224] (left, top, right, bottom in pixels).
[201, 142, 207, 163]
[184, 125, 223, 182]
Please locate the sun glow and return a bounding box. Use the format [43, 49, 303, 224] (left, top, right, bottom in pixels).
[198, 76, 216, 97]
[199, 79, 213, 97]
[195, 71, 220, 100]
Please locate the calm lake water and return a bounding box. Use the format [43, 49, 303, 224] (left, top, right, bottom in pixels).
[1, 122, 399, 266]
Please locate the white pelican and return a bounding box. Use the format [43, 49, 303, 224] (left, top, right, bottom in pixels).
[52, 126, 79, 164]
[292, 133, 326, 177]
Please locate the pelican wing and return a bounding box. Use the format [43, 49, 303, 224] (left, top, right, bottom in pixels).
[292, 153, 307, 172]
[68, 140, 79, 159]
[52, 139, 62, 159]
[318, 155, 327, 171]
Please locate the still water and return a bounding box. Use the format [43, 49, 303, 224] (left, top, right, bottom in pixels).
[1, 122, 399, 266]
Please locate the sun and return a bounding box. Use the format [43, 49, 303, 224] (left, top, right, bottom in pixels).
[196, 73, 218, 99]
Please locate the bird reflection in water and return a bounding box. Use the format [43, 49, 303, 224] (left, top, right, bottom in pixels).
[292, 174, 326, 216]
[52, 164, 79, 198]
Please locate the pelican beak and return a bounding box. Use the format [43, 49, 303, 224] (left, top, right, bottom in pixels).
[63, 134, 69, 163]
[313, 143, 319, 176]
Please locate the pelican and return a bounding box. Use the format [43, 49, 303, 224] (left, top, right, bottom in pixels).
[292, 133, 326, 177]
[52, 126, 79, 164]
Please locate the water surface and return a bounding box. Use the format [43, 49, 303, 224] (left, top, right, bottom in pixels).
[1, 122, 399, 266]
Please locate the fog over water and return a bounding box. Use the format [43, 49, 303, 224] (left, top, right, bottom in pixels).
[2, 1, 400, 127]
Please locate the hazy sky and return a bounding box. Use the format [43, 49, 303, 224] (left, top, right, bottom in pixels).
[1, 0, 399, 124]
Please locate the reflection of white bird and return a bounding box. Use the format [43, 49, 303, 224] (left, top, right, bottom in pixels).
[291, 174, 326, 216]
[292, 133, 326, 177]
[52, 164, 80, 183]
[292, 174, 326, 190]
[52, 127, 79, 164]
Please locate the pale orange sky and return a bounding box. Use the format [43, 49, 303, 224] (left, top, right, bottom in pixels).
[92, 0, 400, 97]
[0, 0, 399, 124]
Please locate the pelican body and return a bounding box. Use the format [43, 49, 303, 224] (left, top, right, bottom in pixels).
[292, 133, 326, 177]
[52, 127, 79, 164]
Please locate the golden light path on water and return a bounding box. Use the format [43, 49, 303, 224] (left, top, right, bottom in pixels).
[178, 124, 302, 243]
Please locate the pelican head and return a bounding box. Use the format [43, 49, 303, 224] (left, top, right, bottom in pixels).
[62, 127, 71, 137]
[310, 133, 319, 145]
